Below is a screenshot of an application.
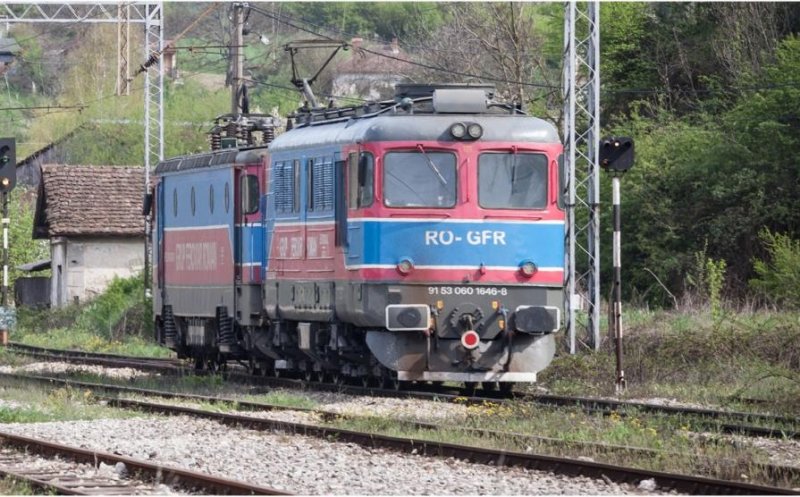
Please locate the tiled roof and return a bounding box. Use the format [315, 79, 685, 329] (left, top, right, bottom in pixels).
[34, 165, 145, 238]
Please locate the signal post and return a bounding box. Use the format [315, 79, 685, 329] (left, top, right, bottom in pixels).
[0, 138, 16, 345]
[599, 137, 634, 394]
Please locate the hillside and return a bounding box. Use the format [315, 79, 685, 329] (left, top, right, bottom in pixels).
[0, 2, 798, 310]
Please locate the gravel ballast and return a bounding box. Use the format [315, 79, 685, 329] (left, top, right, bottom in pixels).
[0, 416, 671, 495]
[0, 447, 183, 494]
[0, 362, 154, 380]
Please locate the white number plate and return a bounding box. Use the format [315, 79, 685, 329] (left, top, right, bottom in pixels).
[427, 286, 508, 296]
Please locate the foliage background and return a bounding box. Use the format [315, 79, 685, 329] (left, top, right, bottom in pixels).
[1, 2, 799, 309]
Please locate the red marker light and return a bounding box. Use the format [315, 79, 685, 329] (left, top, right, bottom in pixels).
[461, 330, 480, 350]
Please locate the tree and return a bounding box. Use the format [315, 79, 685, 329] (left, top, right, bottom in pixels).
[410, 3, 560, 121]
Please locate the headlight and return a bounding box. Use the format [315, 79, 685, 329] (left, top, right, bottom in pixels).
[519, 260, 537, 278]
[450, 123, 466, 139]
[467, 123, 483, 139]
[396, 258, 415, 275]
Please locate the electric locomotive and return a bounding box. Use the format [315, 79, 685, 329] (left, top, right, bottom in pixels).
[152, 84, 564, 389]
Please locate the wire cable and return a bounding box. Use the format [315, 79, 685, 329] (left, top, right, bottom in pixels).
[247, 5, 560, 91]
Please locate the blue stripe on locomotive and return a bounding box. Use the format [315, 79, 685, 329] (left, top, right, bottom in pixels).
[236, 224, 264, 267]
[347, 220, 565, 269]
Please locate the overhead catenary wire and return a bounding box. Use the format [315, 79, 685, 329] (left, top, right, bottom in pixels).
[16, 2, 797, 139]
[247, 5, 560, 91]
[0, 105, 86, 112]
[249, 4, 800, 99]
[132, 2, 221, 79]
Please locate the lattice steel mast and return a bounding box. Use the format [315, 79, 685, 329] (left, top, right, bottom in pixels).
[116, 2, 131, 96]
[563, 2, 601, 353]
[1, 2, 164, 299]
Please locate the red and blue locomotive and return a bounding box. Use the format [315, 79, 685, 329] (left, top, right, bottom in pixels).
[153, 84, 564, 389]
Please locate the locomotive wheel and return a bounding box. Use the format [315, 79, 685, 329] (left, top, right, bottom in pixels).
[247, 358, 259, 376]
[272, 368, 282, 378]
[499, 382, 515, 395]
[360, 376, 372, 388]
[463, 382, 478, 396]
[303, 370, 317, 382]
[482, 381, 498, 392]
[329, 372, 342, 386]
[387, 376, 404, 391]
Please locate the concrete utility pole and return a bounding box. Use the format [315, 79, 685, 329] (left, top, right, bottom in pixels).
[231, 3, 244, 115]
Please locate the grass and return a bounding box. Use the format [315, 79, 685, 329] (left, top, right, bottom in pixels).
[10, 274, 173, 359]
[0, 385, 142, 424]
[0, 478, 37, 495]
[316, 401, 798, 487]
[538, 308, 800, 415]
[12, 326, 172, 358]
[0, 348, 34, 368]
[243, 391, 321, 410]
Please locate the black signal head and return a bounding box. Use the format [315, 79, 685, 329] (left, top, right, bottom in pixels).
[600, 136, 634, 173]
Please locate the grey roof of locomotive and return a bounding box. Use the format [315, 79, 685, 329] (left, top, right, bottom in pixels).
[268, 113, 560, 153]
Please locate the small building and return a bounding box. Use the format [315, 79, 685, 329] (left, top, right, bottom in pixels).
[16, 126, 83, 189]
[33, 165, 145, 306]
[14, 259, 51, 308]
[0, 37, 21, 77]
[331, 37, 414, 101]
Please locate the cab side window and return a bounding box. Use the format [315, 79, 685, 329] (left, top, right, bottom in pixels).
[348, 152, 374, 209]
[241, 174, 259, 215]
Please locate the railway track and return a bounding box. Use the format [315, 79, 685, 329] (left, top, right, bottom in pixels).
[1, 372, 797, 493]
[0, 430, 290, 495]
[5, 342, 185, 374]
[6, 342, 799, 441]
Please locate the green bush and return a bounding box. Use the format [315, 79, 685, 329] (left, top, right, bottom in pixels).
[750, 229, 800, 309]
[14, 274, 164, 357]
[17, 273, 152, 340]
[75, 274, 150, 339]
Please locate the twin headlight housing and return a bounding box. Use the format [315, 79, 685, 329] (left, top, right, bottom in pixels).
[450, 122, 483, 140]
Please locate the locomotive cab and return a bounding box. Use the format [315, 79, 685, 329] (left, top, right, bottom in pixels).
[330, 86, 565, 384]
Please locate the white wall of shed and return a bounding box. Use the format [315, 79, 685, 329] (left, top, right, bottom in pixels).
[49, 237, 144, 306]
[50, 237, 67, 307]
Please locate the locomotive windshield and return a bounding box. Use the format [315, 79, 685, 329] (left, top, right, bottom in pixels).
[384, 151, 457, 208]
[478, 152, 548, 209]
